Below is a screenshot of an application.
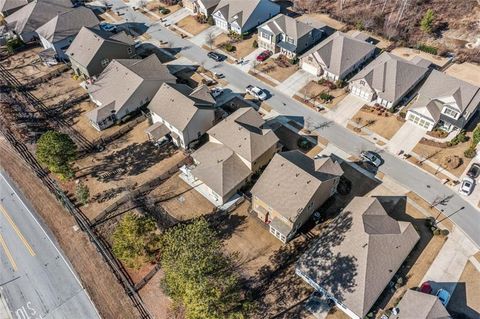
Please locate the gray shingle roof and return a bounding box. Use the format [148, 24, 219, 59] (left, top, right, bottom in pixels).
[148, 82, 214, 132]
[411, 70, 480, 116]
[66, 27, 134, 68]
[251, 151, 343, 225]
[36, 6, 99, 43]
[296, 197, 420, 318]
[302, 31, 376, 77]
[351, 52, 428, 103]
[87, 54, 175, 122]
[392, 290, 450, 319]
[207, 107, 278, 163]
[0, 0, 29, 14]
[191, 142, 251, 197]
[258, 14, 314, 41]
[214, 0, 278, 28]
[5, 0, 72, 35]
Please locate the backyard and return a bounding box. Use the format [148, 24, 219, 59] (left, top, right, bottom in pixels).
[351, 105, 406, 140]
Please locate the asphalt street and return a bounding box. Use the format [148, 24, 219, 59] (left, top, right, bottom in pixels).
[0, 172, 100, 319]
[111, 2, 480, 248]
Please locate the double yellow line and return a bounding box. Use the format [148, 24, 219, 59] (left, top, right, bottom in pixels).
[0, 204, 36, 271]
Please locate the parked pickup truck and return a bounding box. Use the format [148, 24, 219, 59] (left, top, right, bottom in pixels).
[246, 85, 268, 101]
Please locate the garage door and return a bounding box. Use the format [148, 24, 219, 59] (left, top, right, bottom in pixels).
[351, 86, 370, 100]
[407, 112, 432, 129]
[302, 62, 318, 76]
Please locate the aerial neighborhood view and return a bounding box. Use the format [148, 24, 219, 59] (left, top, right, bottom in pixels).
[0, 0, 480, 318]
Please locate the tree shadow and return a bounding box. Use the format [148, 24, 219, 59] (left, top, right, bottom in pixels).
[204, 209, 248, 241]
[88, 142, 176, 182]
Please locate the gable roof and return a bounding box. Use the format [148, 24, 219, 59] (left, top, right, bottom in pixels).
[66, 27, 134, 68]
[296, 197, 420, 318]
[36, 6, 99, 43]
[191, 142, 251, 197]
[251, 151, 343, 225]
[259, 13, 314, 41]
[0, 0, 29, 14]
[86, 54, 175, 122]
[207, 107, 278, 163]
[392, 290, 450, 319]
[148, 82, 214, 132]
[214, 0, 278, 28]
[5, 0, 72, 35]
[199, 0, 220, 9]
[302, 31, 376, 77]
[411, 70, 480, 116]
[351, 52, 428, 103]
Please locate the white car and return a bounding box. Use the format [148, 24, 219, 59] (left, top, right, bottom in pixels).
[246, 85, 268, 101]
[459, 177, 475, 195]
[360, 151, 382, 167]
[210, 87, 223, 98]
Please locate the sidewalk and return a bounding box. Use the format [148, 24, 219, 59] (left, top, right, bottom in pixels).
[276, 69, 315, 97]
[0, 293, 12, 319]
[421, 227, 478, 295]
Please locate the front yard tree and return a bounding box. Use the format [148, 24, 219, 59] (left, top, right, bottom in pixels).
[160, 218, 244, 319]
[420, 9, 435, 34]
[112, 212, 160, 269]
[36, 131, 77, 179]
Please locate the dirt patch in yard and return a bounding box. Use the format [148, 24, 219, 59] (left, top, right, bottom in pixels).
[214, 33, 258, 59]
[248, 70, 278, 87]
[147, 2, 181, 17]
[0, 139, 139, 319]
[255, 57, 299, 83]
[148, 174, 214, 221]
[390, 47, 450, 69]
[351, 106, 406, 140]
[175, 15, 210, 36]
[298, 81, 347, 109]
[71, 122, 186, 220]
[412, 136, 473, 177]
[137, 269, 172, 319]
[1, 46, 66, 85]
[448, 261, 480, 318]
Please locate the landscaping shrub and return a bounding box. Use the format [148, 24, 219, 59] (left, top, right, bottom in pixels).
[318, 78, 326, 85]
[472, 124, 480, 146]
[289, 57, 299, 65]
[228, 30, 243, 41]
[160, 8, 170, 14]
[335, 79, 346, 88]
[448, 130, 468, 146]
[440, 229, 450, 236]
[6, 38, 24, 53]
[416, 43, 438, 55]
[319, 92, 334, 102]
[207, 15, 214, 25]
[252, 39, 258, 48]
[433, 228, 441, 236]
[195, 13, 207, 23]
[464, 146, 476, 158]
[222, 42, 236, 52]
[297, 137, 312, 150]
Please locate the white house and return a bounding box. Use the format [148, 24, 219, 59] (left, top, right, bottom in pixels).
[212, 0, 280, 34]
[300, 31, 376, 81]
[406, 70, 480, 132]
[349, 52, 429, 108]
[147, 83, 216, 149]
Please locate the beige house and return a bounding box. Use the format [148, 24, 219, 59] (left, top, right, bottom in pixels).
[300, 31, 376, 81]
[296, 196, 420, 319]
[251, 151, 343, 243]
[146, 83, 216, 149]
[180, 107, 279, 206]
[391, 290, 450, 319]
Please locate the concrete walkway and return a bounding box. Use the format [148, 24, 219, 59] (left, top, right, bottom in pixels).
[387, 121, 426, 155]
[325, 94, 365, 126]
[190, 26, 223, 46]
[233, 48, 263, 73]
[276, 69, 315, 97]
[421, 227, 478, 295]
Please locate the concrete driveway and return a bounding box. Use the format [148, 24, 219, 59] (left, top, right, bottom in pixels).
[387, 121, 426, 155]
[276, 69, 315, 97]
[162, 7, 190, 25]
[190, 26, 223, 46]
[325, 94, 365, 126]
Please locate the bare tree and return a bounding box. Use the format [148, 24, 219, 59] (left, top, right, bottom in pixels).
[205, 31, 215, 50]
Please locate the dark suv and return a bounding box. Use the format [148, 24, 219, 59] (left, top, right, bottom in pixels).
[207, 51, 224, 62]
[467, 163, 480, 178]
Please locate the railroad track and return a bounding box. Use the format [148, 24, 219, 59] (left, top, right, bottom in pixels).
[0, 64, 96, 153]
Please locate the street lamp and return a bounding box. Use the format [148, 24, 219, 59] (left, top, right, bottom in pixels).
[434, 206, 465, 226]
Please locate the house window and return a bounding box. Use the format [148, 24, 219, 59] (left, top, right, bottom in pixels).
[101, 58, 109, 67]
[261, 32, 270, 40]
[443, 107, 459, 119]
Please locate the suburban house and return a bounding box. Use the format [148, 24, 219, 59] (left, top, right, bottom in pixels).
[183, 0, 219, 16]
[0, 0, 29, 17]
[257, 14, 324, 58]
[406, 70, 480, 131]
[251, 151, 343, 243]
[36, 7, 99, 60]
[66, 27, 135, 79]
[180, 107, 279, 206]
[391, 290, 450, 319]
[86, 54, 176, 131]
[4, 0, 72, 42]
[212, 0, 280, 34]
[296, 196, 420, 319]
[146, 82, 216, 149]
[349, 52, 429, 108]
[300, 31, 376, 81]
